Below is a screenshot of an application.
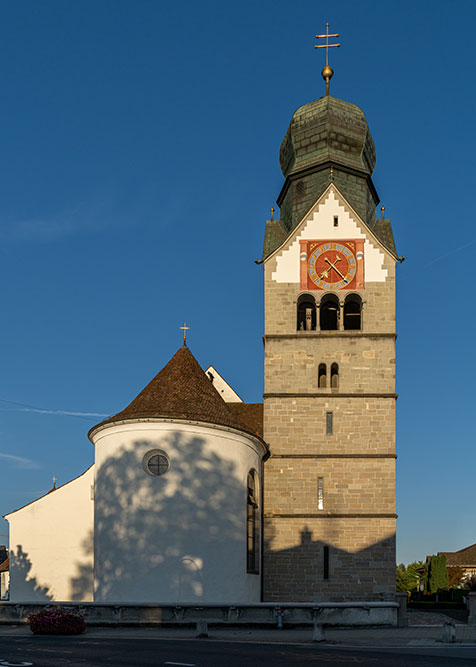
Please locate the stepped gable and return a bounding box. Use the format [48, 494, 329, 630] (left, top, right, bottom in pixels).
[90, 345, 261, 439]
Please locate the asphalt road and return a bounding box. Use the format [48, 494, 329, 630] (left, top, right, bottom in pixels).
[1, 637, 476, 667]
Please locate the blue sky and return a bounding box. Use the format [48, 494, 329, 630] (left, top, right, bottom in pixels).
[0, 0, 475, 566]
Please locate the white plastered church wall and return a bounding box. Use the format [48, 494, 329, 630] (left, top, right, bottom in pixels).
[271, 186, 388, 283]
[91, 419, 264, 604]
[6, 466, 94, 602]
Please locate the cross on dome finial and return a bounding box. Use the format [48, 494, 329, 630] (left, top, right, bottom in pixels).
[180, 322, 190, 346]
[52, 475, 56, 488]
[315, 23, 341, 96]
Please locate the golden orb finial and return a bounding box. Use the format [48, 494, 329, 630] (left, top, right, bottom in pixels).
[321, 64, 334, 88]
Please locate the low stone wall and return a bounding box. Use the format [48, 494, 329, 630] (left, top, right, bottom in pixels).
[0, 601, 398, 627]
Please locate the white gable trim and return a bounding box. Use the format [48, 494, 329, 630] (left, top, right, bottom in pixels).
[205, 365, 243, 403]
[266, 184, 395, 285]
[264, 182, 398, 265]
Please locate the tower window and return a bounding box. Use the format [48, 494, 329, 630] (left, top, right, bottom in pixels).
[323, 545, 330, 580]
[297, 294, 316, 331]
[333, 216, 338, 227]
[319, 294, 340, 331]
[343, 294, 362, 330]
[326, 412, 333, 435]
[331, 363, 339, 389]
[295, 180, 306, 200]
[247, 470, 260, 574]
[318, 477, 324, 510]
[318, 363, 327, 388]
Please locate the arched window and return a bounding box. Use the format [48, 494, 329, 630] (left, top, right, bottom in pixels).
[331, 363, 339, 388]
[319, 294, 340, 331]
[247, 470, 260, 574]
[297, 294, 316, 331]
[318, 363, 327, 388]
[343, 294, 362, 330]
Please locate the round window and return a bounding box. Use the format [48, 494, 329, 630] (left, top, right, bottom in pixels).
[143, 451, 170, 477]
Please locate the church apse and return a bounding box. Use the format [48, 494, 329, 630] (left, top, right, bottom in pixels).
[92, 425, 264, 603]
[89, 343, 268, 604]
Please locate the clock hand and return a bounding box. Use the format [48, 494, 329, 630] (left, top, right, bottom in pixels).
[319, 269, 329, 279]
[325, 256, 347, 281]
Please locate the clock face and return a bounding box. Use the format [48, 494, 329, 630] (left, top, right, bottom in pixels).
[308, 242, 358, 290]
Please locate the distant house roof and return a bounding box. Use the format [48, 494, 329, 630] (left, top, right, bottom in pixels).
[89, 345, 265, 444]
[440, 544, 476, 567]
[0, 557, 9, 573]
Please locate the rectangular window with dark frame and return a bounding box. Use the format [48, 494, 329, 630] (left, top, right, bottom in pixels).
[326, 411, 333, 435]
[323, 545, 329, 579]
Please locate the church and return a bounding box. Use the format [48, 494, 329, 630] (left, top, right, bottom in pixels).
[5, 41, 399, 604]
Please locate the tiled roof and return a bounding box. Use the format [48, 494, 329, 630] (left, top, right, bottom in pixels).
[262, 218, 287, 261]
[371, 218, 398, 257]
[90, 345, 264, 441]
[0, 556, 9, 572]
[227, 403, 263, 437]
[440, 544, 476, 567]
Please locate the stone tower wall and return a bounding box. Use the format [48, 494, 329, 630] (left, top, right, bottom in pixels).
[262, 185, 397, 602]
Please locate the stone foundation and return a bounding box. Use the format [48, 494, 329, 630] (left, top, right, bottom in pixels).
[0, 601, 398, 627]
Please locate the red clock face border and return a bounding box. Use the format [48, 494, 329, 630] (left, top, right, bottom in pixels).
[299, 239, 365, 290]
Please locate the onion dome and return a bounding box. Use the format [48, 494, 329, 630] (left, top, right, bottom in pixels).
[277, 95, 379, 236]
[279, 96, 376, 180]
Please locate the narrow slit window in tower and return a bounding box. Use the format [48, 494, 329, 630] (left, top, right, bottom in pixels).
[331, 363, 339, 388]
[326, 411, 333, 435]
[333, 216, 338, 227]
[323, 545, 330, 579]
[318, 477, 324, 510]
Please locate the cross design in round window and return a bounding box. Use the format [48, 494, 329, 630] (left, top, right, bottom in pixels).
[143, 450, 170, 476]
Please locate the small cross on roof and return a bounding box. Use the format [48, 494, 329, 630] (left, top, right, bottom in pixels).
[180, 322, 190, 345]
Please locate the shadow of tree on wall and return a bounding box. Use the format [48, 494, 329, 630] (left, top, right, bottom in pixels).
[69, 531, 94, 601]
[10, 545, 52, 601]
[72, 431, 247, 603]
[263, 522, 396, 602]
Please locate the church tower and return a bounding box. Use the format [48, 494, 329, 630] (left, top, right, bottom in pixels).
[261, 33, 399, 602]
